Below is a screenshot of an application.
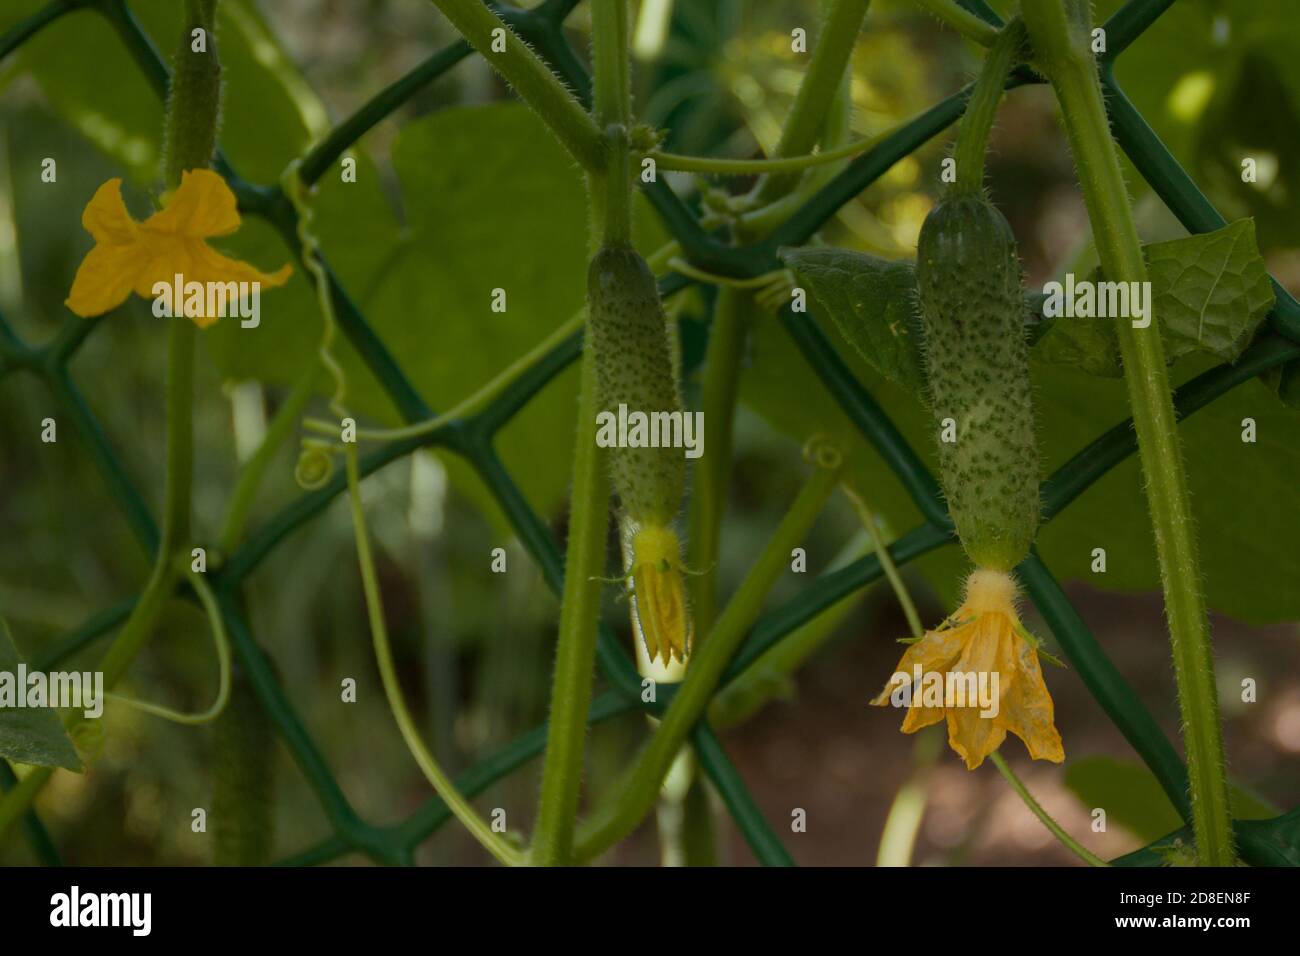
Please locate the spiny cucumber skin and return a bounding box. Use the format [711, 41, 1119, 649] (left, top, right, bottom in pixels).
[916, 195, 1040, 571]
[587, 244, 684, 527]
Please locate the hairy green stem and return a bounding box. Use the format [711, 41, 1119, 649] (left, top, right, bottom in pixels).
[754, 0, 872, 201]
[951, 17, 1025, 196]
[687, 288, 746, 635]
[427, 0, 603, 169]
[910, 0, 999, 47]
[530, 0, 629, 866]
[576, 460, 841, 861]
[1022, 0, 1233, 867]
[163, 0, 221, 183]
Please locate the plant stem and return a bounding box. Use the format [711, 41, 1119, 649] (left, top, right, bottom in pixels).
[910, 0, 999, 47]
[0, 320, 196, 839]
[161, 320, 195, 552]
[844, 489, 923, 638]
[530, 350, 609, 866]
[1022, 0, 1234, 867]
[592, 0, 633, 245]
[576, 459, 841, 861]
[427, 0, 603, 170]
[710, 529, 869, 729]
[99, 321, 195, 688]
[990, 752, 1108, 867]
[651, 128, 895, 177]
[877, 729, 941, 866]
[104, 569, 230, 725]
[530, 0, 630, 866]
[687, 288, 746, 634]
[754, 0, 872, 201]
[343, 446, 522, 866]
[950, 17, 1025, 196]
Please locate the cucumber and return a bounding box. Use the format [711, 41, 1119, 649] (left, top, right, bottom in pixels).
[586, 243, 684, 528]
[916, 194, 1039, 571]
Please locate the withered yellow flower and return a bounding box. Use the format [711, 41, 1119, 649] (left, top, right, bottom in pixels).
[628, 524, 693, 665]
[65, 169, 291, 327]
[871, 568, 1064, 770]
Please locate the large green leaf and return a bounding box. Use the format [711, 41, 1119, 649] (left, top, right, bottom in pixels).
[209, 104, 667, 524]
[1, 0, 312, 185]
[779, 247, 928, 399]
[0, 618, 81, 772]
[1064, 755, 1277, 844]
[1037, 219, 1275, 374]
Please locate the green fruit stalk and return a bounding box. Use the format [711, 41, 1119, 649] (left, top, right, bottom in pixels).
[916, 194, 1039, 571]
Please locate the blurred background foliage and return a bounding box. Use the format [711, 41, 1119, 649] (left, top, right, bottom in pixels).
[0, 0, 1297, 865]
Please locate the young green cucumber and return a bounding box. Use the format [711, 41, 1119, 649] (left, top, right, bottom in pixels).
[916, 194, 1039, 571]
[586, 243, 692, 664]
[586, 242, 685, 527]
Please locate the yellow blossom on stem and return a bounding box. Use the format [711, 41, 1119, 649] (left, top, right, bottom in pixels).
[65, 168, 291, 327]
[628, 524, 693, 666]
[871, 568, 1064, 770]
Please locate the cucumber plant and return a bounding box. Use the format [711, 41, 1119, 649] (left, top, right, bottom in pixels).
[1, 0, 1298, 873]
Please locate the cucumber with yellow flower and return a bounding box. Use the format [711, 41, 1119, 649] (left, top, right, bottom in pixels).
[870, 17, 1064, 770]
[586, 242, 693, 667]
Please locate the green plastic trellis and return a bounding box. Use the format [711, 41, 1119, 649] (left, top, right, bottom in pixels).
[1, 0, 1299, 867]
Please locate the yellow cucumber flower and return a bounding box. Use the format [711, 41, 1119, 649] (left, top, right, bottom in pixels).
[871, 568, 1064, 770]
[65, 169, 291, 327]
[628, 524, 693, 666]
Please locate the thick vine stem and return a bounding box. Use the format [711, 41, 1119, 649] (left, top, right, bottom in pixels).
[1022, 0, 1234, 867]
[427, 0, 603, 170]
[531, 0, 629, 867]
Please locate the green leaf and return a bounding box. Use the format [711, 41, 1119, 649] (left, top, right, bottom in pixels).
[0, 618, 82, 772]
[1, 0, 313, 185]
[1035, 219, 1273, 375]
[778, 247, 928, 399]
[208, 103, 667, 526]
[1148, 219, 1275, 363]
[1035, 310, 1124, 377]
[1064, 756, 1277, 843]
